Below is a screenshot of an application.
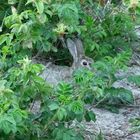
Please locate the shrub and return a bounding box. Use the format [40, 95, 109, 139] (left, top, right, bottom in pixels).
[0, 0, 138, 139]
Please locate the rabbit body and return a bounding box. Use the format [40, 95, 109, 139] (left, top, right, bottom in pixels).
[40, 64, 73, 85]
[30, 38, 93, 113]
[38, 38, 93, 85]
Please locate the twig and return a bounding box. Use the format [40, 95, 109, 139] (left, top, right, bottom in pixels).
[121, 104, 140, 108]
[29, 99, 36, 112]
[88, 93, 110, 110]
[119, 131, 139, 139]
[32, 51, 43, 59]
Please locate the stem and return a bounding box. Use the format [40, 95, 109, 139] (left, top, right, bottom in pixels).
[119, 131, 138, 139]
[44, 105, 63, 131]
[88, 92, 110, 110]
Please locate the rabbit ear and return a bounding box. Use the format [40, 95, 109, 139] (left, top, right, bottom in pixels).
[74, 38, 85, 56]
[67, 38, 78, 63]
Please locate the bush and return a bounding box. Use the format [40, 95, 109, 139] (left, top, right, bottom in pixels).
[0, 0, 138, 139]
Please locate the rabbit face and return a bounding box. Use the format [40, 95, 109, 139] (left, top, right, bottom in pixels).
[67, 38, 93, 70]
[80, 57, 93, 69]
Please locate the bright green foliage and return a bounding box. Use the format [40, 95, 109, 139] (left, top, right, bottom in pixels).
[0, 80, 28, 136]
[128, 75, 140, 86]
[0, 0, 138, 139]
[127, 74, 140, 132]
[80, 1, 135, 59]
[129, 118, 140, 132]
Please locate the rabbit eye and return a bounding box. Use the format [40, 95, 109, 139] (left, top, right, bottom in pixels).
[82, 61, 88, 66]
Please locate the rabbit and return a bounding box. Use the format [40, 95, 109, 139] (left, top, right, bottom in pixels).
[30, 38, 93, 114]
[39, 38, 94, 85]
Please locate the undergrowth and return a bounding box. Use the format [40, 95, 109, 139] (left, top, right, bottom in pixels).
[0, 0, 139, 139]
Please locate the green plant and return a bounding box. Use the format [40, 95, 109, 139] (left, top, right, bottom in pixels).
[129, 117, 140, 132]
[88, 53, 134, 112]
[127, 75, 140, 86]
[0, 80, 28, 135]
[81, 1, 135, 59]
[0, 0, 137, 139]
[127, 74, 140, 133]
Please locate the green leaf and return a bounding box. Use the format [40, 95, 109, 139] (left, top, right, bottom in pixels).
[70, 101, 83, 114]
[57, 108, 67, 121]
[45, 9, 53, 17]
[18, 24, 28, 33]
[49, 103, 59, 111]
[54, 3, 79, 25]
[90, 42, 100, 51]
[63, 132, 71, 140]
[127, 75, 140, 86]
[85, 111, 96, 122]
[57, 82, 73, 95]
[0, 114, 17, 134]
[105, 87, 134, 105]
[31, 64, 45, 73]
[12, 109, 28, 123]
[37, 13, 47, 24]
[8, 0, 17, 4]
[26, 0, 33, 5]
[0, 80, 7, 88]
[95, 131, 104, 140]
[33, 75, 45, 84]
[76, 114, 83, 122]
[35, 0, 44, 14]
[129, 118, 140, 132]
[22, 40, 33, 49]
[103, 105, 119, 113]
[0, 34, 7, 45]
